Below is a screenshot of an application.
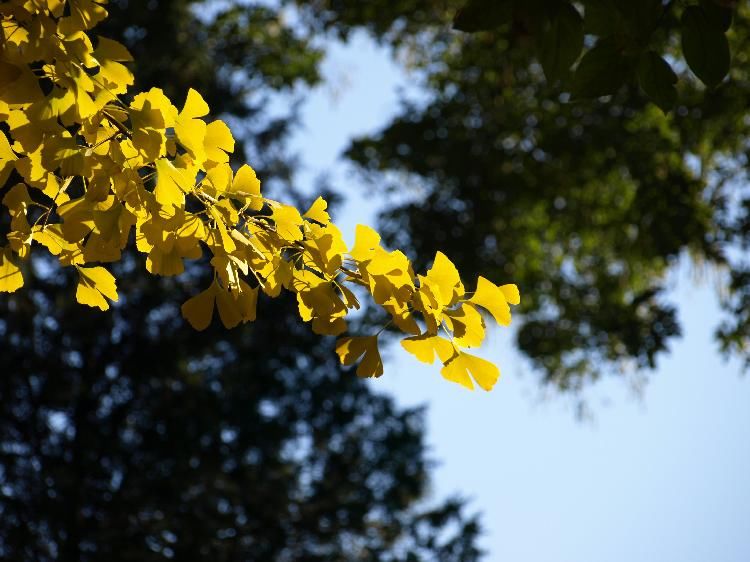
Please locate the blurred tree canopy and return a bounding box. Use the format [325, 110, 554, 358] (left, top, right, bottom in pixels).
[287, 0, 750, 388]
[0, 1, 483, 560]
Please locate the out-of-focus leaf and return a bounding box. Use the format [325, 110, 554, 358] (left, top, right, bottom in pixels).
[681, 5, 730, 88]
[571, 39, 630, 98]
[700, 0, 733, 31]
[538, 2, 584, 83]
[637, 51, 678, 111]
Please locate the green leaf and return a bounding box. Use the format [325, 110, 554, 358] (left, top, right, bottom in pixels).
[453, 0, 512, 32]
[681, 5, 730, 88]
[699, 0, 733, 32]
[637, 51, 678, 111]
[616, 0, 664, 41]
[538, 2, 584, 83]
[571, 39, 629, 99]
[582, 0, 619, 36]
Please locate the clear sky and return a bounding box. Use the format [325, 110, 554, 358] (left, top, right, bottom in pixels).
[287, 31, 750, 562]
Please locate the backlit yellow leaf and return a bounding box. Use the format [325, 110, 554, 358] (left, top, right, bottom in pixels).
[0, 62, 43, 105]
[58, 0, 108, 34]
[500, 283, 521, 305]
[174, 88, 208, 162]
[0, 247, 23, 293]
[0, 131, 17, 186]
[34, 224, 80, 256]
[469, 276, 512, 326]
[235, 279, 259, 322]
[350, 224, 381, 262]
[303, 196, 330, 225]
[401, 334, 454, 365]
[230, 164, 262, 210]
[311, 315, 347, 336]
[303, 222, 347, 276]
[423, 251, 464, 306]
[75, 265, 118, 311]
[440, 351, 500, 391]
[272, 204, 303, 242]
[335, 335, 384, 378]
[94, 36, 133, 62]
[204, 119, 234, 166]
[129, 88, 173, 160]
[154, 158, 191, 212]
[445, 303, 486, 348]
[181, 284, 216, 331]
[216, 287, 243, 328]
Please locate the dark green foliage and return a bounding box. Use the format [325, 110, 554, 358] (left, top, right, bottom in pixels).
[570, 39, 630, 99]
[637, 52, 678, 111]
[449, 0, 737, 107]
[681, 4, 731, 88]
[537, 2, 584, 83]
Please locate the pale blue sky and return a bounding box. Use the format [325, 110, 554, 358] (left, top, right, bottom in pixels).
[288, 31, 750, 562]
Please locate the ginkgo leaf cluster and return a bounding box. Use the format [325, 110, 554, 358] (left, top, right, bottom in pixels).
[0, 0, 519, 390]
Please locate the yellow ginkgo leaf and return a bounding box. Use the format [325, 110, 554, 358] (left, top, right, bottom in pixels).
[94, 36, 133, 62]
[303, 196, 330, 225]
[58, 0, 108, 34]
[440, 351, 500, 391]
[258, 255, 292, 297]
[311, 314, 347, 336]
[181, 283, 216, 331]
[154, 158, 192, 212]
[174, 88, 208, 162]
[75, 265, 118, 311]
[92, 201, 134, 246]
[0, 131, 17, 186]
[337, 283, 360, 310]
[445, 303, 486, 348]
[292, 269, 344, 321]
[350, 224, 381, 262]
[387, 302, 421, 336]
[34, 224, 80, 257]
[0, 246, 24, 293]
[235, 279, 259, 323]
[272, 204, 303, 242]
[500, 283, 521, 305]
[128, 87, 174, 160]
[204, 119, 234, 166]
[0, 62, 43, 106]
[401, 333, 454, 365]
[211, 254, 245, 294]
[367, 250, 415, 301]
[216, 286, 244, 328]
[303, 222, 347, 276]
[197, 279, 259, 329]
[94, 60, 132, 95]
[469, 276, 512, 326]
[424, 251, 464, 306]
[3, 182, 30, 217]
[229, 164, 263, 210]
[335, 335, 384, 378]
[57, 196, 95, 242]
